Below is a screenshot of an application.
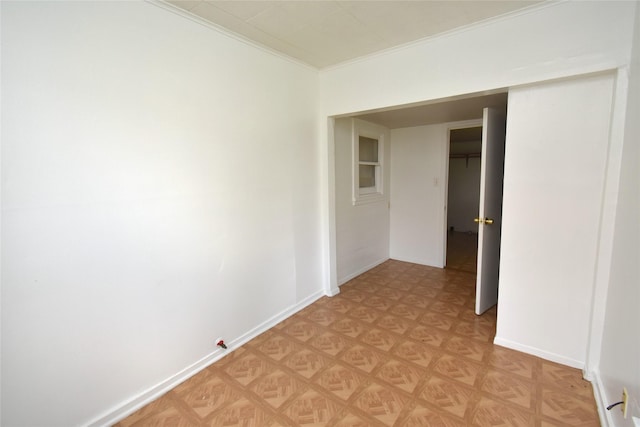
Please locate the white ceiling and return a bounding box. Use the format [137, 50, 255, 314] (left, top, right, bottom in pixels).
[355, 92, 508, 129]
[165, 0, 543, 69]
[164, 1, 529, 127]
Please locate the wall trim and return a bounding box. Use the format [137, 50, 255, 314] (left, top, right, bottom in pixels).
[584, 67, 629, 375]
[589, 369, 613, 427]
[322, 0, 557, 72]
[85, 290, 325, 427]
[493, 336, 584, 370]
[325, 287, 341, 297]
[325, 116, 339, 297]
[389, 256, 442, 269]
[338, 257, 389, 286]
[146, 0, 316, 72]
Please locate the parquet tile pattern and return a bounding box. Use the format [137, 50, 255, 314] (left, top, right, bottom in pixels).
[116, 260, 599, 426]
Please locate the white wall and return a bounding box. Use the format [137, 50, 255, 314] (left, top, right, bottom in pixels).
[597, 3, 640, 425]
[320, 1, 634, 118]
[389, 124, 447, 267]
[3, 0, 637, 425]
[1, 2, 321, 426]
[495, 73, 615, 368]
[447, 156, 481, 233]
[321, 0, 635, 371]
[334, 118, 390, 283]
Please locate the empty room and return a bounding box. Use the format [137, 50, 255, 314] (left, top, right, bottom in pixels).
[2, 1, 639, 426]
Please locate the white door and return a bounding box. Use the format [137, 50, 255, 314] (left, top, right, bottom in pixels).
[475, 107, 506, 315]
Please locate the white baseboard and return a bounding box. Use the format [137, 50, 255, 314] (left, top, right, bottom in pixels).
[589, 369, 613, 427]
[388, 255, 443, 269]
[337, 257, 389, 286]
[493, 336, 584, 369]
[325, 286, 341, 297]
[86, 289, 325, 427]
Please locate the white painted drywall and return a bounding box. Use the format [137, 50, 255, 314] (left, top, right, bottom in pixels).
[334, 118, 390, 284]
[320, 1, 635, 118]
[447, 156, 481, 233]
[495, 73, 615, 368]
[320, 0, 635, 373]
[597, 3, 640, 425]
[1, 2, 321, 426]
[389, 124, 447, 267]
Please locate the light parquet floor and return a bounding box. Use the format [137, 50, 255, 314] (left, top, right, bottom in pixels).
[446, 231, 478, 274]
[116, 260, 599, 426]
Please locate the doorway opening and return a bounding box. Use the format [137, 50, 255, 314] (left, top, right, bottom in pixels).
[446, 125, 482, 275]
[442, 108, 507, 315]
[475, 108, 507, 315]
[329, 91, 508, 304]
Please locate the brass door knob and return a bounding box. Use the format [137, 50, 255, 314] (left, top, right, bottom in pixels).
[474, 217, 494, 225]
